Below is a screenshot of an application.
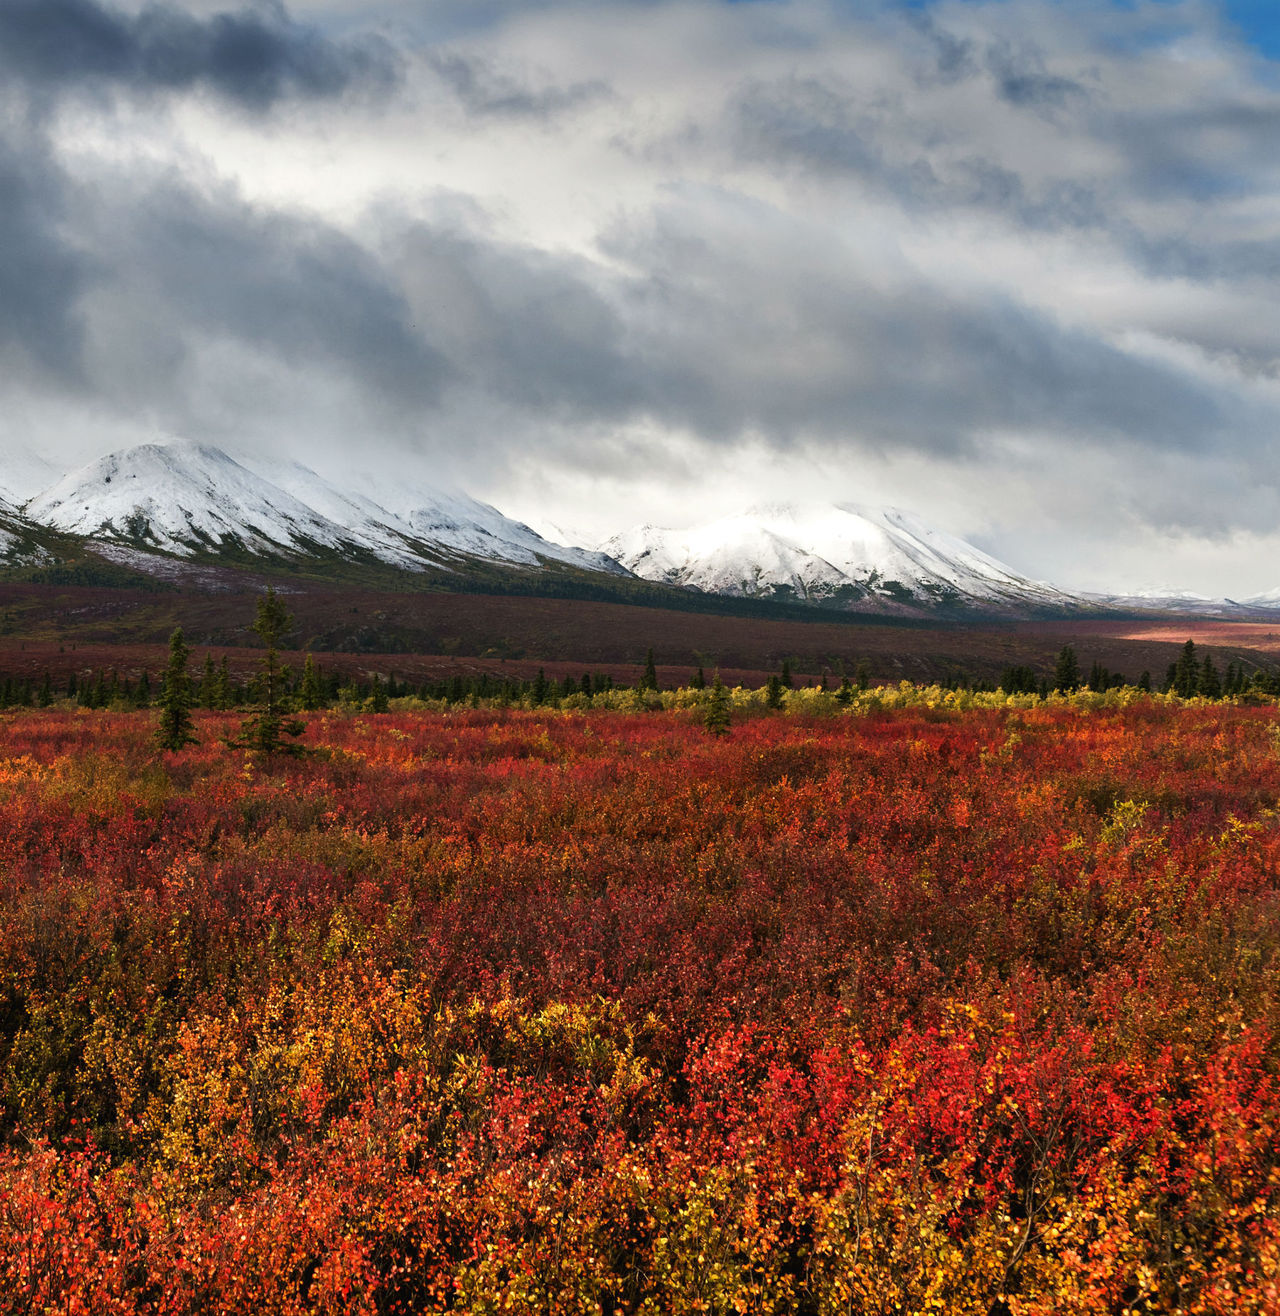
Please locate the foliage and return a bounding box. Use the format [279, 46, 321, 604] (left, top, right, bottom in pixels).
[0, 700, 1278, 1310]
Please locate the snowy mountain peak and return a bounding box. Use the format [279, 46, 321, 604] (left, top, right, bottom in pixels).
[26, 442, 351, 557]
[19, 438, 627, 576]
[603, 502, 1076, 612]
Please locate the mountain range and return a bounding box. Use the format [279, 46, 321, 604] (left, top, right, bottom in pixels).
[2, 438, 1276, 618]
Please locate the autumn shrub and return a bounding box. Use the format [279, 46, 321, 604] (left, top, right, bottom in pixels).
[0, 701, 1278, 1311]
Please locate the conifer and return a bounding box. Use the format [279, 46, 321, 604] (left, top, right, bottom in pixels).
[1053, 645, 1081, 693]
[155, 628, 196, 752]
[370, 673, 389, 713]
[300, 654, 324, 711]
[232, 588, 306, 755]
[640, 648, 658, 692]
[704, 672, 731, 735]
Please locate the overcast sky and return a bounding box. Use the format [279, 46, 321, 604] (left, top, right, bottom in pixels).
[1, 0, 1279, 594]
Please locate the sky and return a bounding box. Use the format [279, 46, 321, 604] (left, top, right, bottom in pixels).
[1, 0, 1279, 596]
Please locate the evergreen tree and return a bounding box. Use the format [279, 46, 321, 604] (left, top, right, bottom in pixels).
[299, 653, 324, 711]
[856, 660, 871, 691]
[690, 666, 706, 691]
[1053, 645, 1081, 693]
[155, 628, 196, 752]
[370, 673, 389, 713]
[780, 660, 793, 688]
[1088, 661, 1106, 691]
[1137, 670, 1151, 693]
[1001, 665, 1039, 696]
[766, 674, 784, 709]
[198, 653, 217, 708]
[1173, 640, 1199, 698]
[703, 672, 731, 736]
[580, 673, 594, 698]
[232, 588, 306, 755]
[1199, 655, 1222, 699]
[214, 657, 232, 710]
[37, 671, 52, 707]
[836, 675, 854, 705]
[640, 648, 658, 692]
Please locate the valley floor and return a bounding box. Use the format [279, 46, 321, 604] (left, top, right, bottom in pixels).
[2, 700, 1279, 1312]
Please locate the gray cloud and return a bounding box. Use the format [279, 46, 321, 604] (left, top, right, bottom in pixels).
[0, 0, 1278, 591]
[0, 0, 399, 109]
[985, 40, 1088, 110]
[0, 133, 90, 380]
[427, 49, 610, 119]
[71, 173, 451, 429]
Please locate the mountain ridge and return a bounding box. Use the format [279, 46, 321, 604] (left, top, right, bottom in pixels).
[602, 502, 1080, 615]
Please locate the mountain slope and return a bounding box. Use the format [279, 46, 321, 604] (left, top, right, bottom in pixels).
[21, 439, 628, 578]
[26, 442, 361, 559]
[603, 503, 1078, 612]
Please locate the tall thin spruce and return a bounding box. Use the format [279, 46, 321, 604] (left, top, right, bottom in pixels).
[232, 587, 306, 756]
[155, 627, 196, 752]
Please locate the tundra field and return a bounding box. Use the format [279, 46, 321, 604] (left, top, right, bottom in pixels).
[2, 692, 1280, 1313]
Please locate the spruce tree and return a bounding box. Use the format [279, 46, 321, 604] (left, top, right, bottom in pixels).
[198, 653, 217, 708]
[1053, 645, 1081, 693]
[1174, 640, 1199, 698]
[1199, 655, 1222, 699]
[233, 588, 306, 755]
[1137, 670, 1151, 692]
[640, 648, 658, 692]
[690, 666, 706, 691]
[37, 671, 52, 707]
[155, 628, 196, 752]
[780, 660, 793, 689]
[299, 653, 324, 711]
[703, 672, 731, 735]
[370, 673, 390, 713]
[214, 657, 232, 710]
[766, 674, 784, 709]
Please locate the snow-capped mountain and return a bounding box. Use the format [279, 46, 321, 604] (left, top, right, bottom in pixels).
[603, 503, 1078, 611]
[0, 442, 58, 505]
[27, 442, 363, 558]
[19, 439, 625, 575]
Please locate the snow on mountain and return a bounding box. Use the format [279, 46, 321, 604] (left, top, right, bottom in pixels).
[21, 439, 627, 575]
[0, 442, 58, 505]
[26, 441, 361, 558]
[602, 502, 1077, 610]
[398, 493, 624, 574]
[1080, 588, 1235, 616]
[1234, 586, 1280, 610]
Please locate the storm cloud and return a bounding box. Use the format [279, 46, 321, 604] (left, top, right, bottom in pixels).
[0, 0, 398, 109]
[2, 0, 1280, 593]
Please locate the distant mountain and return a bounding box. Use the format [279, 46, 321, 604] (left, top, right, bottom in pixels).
[19, 439, 625, 577]
[0, 442, 58, 505]
[603, 503, 1080, 613]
